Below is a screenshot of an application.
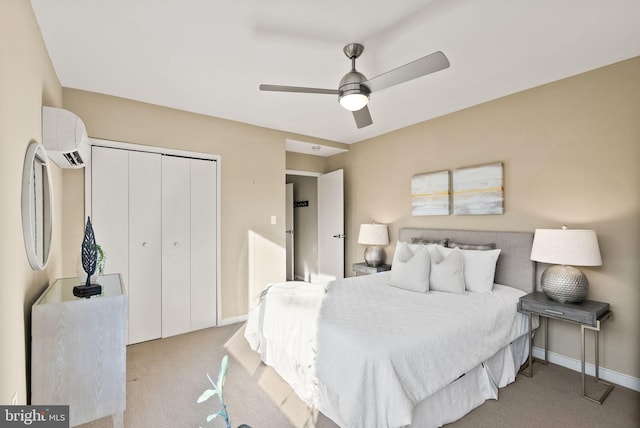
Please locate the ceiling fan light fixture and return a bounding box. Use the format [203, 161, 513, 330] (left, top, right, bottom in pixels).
[339, 92, 369, 111]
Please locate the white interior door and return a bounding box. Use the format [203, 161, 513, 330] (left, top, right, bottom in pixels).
[317, 169, 344, 281]
[129, 151, 162, 344]
[161, 155, 191, 338]
[190, 158, 218, 330]
[285, 183, 294, 281]
[91, 146, 129, 287]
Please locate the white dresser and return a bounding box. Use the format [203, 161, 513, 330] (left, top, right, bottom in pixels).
[31, 274, 127, 427]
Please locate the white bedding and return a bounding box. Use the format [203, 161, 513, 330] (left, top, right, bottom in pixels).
[245, 272, 530, 428]
[245, 280, 327, 404]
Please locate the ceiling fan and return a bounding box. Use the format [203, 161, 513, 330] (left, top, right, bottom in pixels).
[259, 43, 450, 129]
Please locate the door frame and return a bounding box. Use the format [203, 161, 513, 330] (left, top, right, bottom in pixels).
[285, 169, 322, 282]
[286, 169, 345, 282]
[286, 169, 322, 178]
[85, 138, 222, 326]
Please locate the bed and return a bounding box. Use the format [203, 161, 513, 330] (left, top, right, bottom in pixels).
[245, 228, 537, 428]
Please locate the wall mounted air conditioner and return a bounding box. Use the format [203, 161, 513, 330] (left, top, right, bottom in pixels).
[42, 106, 90, 168]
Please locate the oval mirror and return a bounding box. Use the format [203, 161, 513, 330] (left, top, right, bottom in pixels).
[21, 140, 53, 270]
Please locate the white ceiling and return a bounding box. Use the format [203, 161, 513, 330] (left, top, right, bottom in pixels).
[31, 0, 640, 145]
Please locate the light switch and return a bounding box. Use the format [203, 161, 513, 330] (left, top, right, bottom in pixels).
[270, 215, 276, 225]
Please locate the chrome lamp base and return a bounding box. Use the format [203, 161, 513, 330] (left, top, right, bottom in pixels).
[364, 246, 385, 267]
[541, 264, 589, 303]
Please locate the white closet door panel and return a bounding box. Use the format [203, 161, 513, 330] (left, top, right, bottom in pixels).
[129, 151, 162, 344]
[91, 147, 129, 288]
[161, 156, 191, 338]
[190, 159, 217, 330]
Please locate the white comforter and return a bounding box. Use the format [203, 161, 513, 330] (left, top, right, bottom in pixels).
[245, 272, 530, 428]
[245, 281, 328, 404]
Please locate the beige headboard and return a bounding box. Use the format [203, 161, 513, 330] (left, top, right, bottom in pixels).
[397, 228, 535, 293]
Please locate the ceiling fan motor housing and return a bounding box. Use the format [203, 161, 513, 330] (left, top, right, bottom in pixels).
[339, 70, 370, 98]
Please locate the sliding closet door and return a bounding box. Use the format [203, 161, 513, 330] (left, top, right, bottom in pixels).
[190, 158, 217, 330]
[128, 151, 162, 343]
[161, 155, 191, 338]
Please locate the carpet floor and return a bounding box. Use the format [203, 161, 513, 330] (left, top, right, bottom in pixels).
[78, 323, 639, 428]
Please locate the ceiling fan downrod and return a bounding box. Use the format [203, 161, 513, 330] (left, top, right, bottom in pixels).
[339, 43, 370, 111]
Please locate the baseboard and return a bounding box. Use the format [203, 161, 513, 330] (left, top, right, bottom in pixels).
[219, 314, 248, 326]
[532, 346, 640, 392]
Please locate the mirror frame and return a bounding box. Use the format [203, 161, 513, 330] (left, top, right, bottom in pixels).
[21, 140, 53, 270]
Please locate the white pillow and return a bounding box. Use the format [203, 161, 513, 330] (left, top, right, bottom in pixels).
[438, 246, 501, 293]
[388, 243, 430, 293]
[429, 247, 465, 294]
[391, 240, 431, 265]
[426, 244, 443, 264]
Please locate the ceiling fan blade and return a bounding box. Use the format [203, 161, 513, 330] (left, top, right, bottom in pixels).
[364, 51, 450, 93]
[259, 84, 339, 95]
[352, 105, 373, 129]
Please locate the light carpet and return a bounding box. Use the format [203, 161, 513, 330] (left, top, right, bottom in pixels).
[78, 323, 639, 428]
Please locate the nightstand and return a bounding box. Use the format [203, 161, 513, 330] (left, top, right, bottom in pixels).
[518, 291, 614, 404]
[352, 262, 391, 276]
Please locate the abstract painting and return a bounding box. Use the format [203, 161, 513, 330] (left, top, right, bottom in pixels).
[411, 170, 450, 216]
[453, 162, 504, 215]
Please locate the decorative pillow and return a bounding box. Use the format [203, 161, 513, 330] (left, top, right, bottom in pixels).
[426, 244, 444, 264]
[412, 237, 449, 247]
[439, 246, 501, 293]
[388, 243, 430, 293]
[429, 247, 465, 294]
[392, 240, 431, 264]
[392, 241, 413, 266]
[447, 241, 496, 250]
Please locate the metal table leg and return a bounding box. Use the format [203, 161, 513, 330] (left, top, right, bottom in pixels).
[520, 313, 547, 377]
[581, 313, 614, 404]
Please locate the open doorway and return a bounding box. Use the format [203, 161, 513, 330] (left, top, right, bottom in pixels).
[285, 173, 318, 281]
[286, 169, 345, 282]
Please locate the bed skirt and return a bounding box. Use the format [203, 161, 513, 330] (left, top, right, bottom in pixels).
[315, 334, 529, 428]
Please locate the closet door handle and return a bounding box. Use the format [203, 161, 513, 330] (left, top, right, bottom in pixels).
[142, 242, 149, 248]
[173, 241, 180, 248]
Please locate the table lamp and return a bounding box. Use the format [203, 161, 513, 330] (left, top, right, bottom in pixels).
[530, 226, 602, 303]
[358, 223, 389, 267]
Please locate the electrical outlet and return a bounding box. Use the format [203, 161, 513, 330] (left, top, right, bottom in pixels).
[270, 215, 276, 225]
[11, 392, 17, 405]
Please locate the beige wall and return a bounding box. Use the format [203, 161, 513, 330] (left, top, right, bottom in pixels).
[61, 89, 338, 321]
[0, 0, 63, 404]
[286, 151, 330, 173]
[327, 57, 640, 379]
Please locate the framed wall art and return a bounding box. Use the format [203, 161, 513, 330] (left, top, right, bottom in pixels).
[452, 162, 504, 215]
[411, 170, 451, 216]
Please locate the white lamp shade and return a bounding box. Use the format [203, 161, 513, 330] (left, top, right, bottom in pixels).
[530, 228, 602, 266]
[357, 224, 389, 246]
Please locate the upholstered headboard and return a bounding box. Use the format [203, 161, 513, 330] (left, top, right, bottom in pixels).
[397, 228, 535, 293]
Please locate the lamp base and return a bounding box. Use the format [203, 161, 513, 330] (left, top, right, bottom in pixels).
[364, 246, 385, 267]
[541, 265, 589, 303]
